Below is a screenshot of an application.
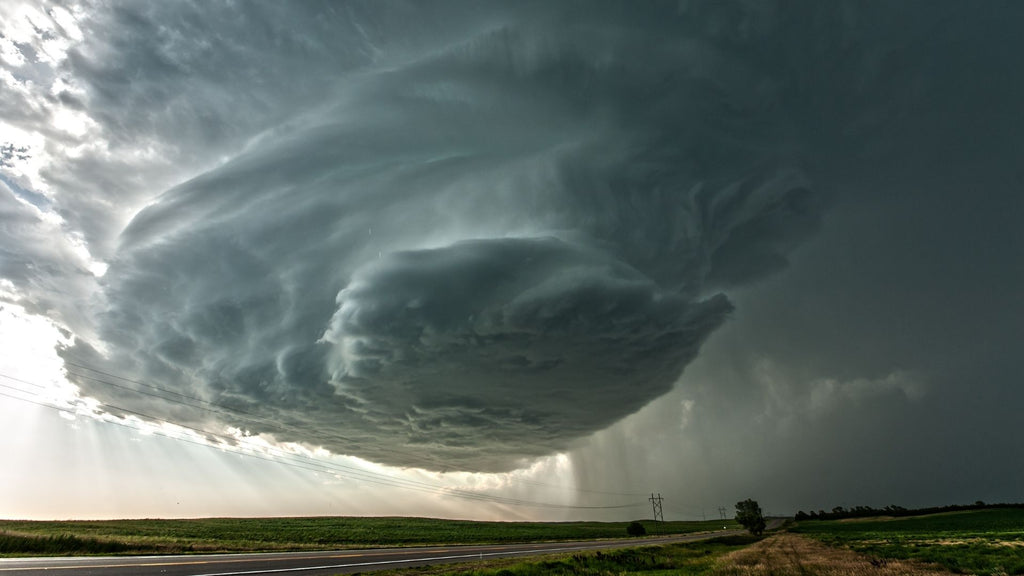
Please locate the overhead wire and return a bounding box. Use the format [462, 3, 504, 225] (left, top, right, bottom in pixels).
[61, 364, 494, 480]
[0, 386, 395, 483]
[62, 357, 471, 472]
[0, 370, 645, 511]
[0, 382, 630, 510]
[509, 478, 647, 497]
[60, 356, 649, 500]
[0, 372, 46, 390]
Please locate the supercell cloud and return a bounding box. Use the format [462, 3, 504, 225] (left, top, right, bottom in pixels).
[1, 0, 1011, 498]
[62, 1, 822, 471]
[2, 0, 1015, 506]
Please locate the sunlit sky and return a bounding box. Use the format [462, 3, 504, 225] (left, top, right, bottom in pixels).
[2, 1, 1022, 521]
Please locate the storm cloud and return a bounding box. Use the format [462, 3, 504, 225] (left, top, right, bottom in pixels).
[60, 1, 825, 471]
[2, 0, 1016, 502]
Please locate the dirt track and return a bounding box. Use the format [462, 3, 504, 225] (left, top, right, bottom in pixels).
[715, 533, 956, 576]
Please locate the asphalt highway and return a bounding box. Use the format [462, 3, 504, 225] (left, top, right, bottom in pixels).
[0, 530, 744, 576]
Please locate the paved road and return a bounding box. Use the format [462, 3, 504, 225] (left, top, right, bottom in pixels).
[0, 530, 744, 576]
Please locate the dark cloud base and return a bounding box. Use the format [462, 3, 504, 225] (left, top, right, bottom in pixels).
[63, 1, 855, 471]
[0, 0, 1015, 511]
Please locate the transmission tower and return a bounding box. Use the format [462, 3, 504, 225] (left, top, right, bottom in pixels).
[718, 506, 727, 520]
[649, 493, 664, 522]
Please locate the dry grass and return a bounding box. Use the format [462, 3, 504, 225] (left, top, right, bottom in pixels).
[713, 533, 957, 576]
[929, 538, 1024, 548]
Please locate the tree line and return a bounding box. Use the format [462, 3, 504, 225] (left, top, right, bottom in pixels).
[794, 500, 1023, 521]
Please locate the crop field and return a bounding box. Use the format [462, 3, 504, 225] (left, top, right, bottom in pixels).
[791, 508, 1024, 575]
[0, 516, 738, 556]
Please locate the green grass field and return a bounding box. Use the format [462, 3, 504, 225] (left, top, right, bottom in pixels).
[0, 517, 739, 556]
[792, 507, 1024, 575]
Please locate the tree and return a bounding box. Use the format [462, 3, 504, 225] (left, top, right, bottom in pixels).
[735, 499, 766, 536]
[626, 521, 646, 536]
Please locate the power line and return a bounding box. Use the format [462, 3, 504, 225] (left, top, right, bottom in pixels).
[0, 382, 637, 510]
[504, 478, 646, 497]
[61, 357, 477, 470]
[649, 493, 664, 522]
[62, 358, 608, 485]
[57, 359, 649, 502]
[63, 366, 442, 473]
[0, 372, 46, 389]
[62, 365, 568, 483]
[0, 371, 645, 511]
[63, 359, 265, 418]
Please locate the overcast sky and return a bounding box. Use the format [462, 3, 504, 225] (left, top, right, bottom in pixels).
[1, 0, 1022, 521]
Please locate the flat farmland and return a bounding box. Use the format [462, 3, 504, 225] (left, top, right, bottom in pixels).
[0, 516, 738, 556]
[791, 508, 1024, 575]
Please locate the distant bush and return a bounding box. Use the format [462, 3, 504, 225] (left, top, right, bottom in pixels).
[626, 522, 646, 536]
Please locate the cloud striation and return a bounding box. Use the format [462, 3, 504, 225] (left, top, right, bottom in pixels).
[62, 1, 825, 471]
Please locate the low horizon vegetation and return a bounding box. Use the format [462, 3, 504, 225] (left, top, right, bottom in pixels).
[794, 500, 1024, 521]
[0, 516, 739, 557]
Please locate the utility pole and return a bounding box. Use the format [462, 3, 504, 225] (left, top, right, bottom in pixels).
[649, 493, 664, 522]
[718, 506, 727, 520]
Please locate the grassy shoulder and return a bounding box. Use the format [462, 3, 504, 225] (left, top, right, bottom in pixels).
[422, 532, 962, 576]
[0, 517, 739, 557]
[371, 534, 762, 576]
[791, 507, 1024, 575]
